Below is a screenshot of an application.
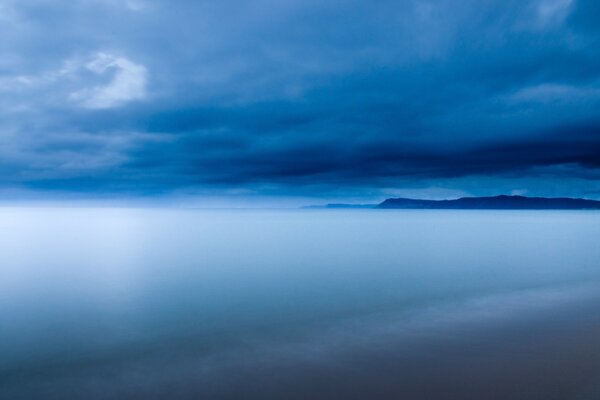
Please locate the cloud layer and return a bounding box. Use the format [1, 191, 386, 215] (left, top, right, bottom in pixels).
[0, 0, 599, 201]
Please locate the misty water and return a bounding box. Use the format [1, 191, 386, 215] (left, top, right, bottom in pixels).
[1, 208, 600, 399]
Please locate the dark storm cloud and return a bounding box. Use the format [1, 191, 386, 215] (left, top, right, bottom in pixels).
[1, 0, 599, 199]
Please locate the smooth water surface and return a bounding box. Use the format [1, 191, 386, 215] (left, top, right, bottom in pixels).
[1, 209, 599, 399]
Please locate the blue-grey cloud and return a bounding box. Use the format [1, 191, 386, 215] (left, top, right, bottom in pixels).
[0, 0, 599, 201]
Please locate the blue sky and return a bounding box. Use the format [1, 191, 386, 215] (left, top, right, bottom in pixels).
[0, 0, 599, 205]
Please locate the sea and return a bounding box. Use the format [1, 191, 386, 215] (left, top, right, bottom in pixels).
[1, 208, 599, 399]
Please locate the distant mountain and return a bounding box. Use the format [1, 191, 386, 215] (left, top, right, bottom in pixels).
[377, 195, 600, 210]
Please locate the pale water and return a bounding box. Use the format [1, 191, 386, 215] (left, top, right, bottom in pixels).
[1, 209, 599, 399]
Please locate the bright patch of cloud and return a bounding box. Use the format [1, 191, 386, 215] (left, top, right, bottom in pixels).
[536, 0, 573, 27]
[86, 0, 149, 11]
[0, 1, 16, 22]
[70, 53, 148, 109]
[123, 0, 147, 11]
[511, 189, 529, 196]
[508, 82, 600, 104]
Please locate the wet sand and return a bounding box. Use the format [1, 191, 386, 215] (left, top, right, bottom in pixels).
[3, 284, 600, 400]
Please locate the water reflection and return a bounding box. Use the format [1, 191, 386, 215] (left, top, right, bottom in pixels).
[1, 209, 599, 399]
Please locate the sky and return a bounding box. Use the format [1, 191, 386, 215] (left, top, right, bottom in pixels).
[0, 0, 599, 206]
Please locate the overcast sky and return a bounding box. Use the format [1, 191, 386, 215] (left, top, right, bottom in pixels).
[1, 0, 599, 205]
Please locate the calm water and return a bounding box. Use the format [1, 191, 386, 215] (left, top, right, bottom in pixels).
[1, 209, 599, 399]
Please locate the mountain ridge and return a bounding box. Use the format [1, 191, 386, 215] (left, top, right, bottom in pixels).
[377, 195, 600, 209]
